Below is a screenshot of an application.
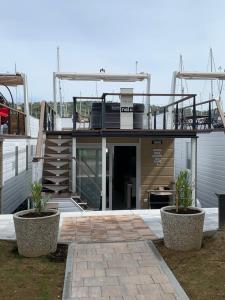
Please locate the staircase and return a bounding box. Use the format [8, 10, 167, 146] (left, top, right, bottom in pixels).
[42, 133, 72, 194]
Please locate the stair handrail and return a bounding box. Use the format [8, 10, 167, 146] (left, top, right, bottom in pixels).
[72, 156, 102, 193]
[34, 155, 102, 193]
[34, 101, 57, 160]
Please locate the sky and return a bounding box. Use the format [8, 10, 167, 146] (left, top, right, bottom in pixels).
[1, 0, 225, 107]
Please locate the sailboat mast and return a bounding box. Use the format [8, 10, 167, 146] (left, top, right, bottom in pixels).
[210, 48, 214, 99]
[57, 46, 63, 117]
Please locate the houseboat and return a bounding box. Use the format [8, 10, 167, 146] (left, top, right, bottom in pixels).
[32, 71, 222, 211]
[171, 71, 225, 207]
[0, 73, 39, 213]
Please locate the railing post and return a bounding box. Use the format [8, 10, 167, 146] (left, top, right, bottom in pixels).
[8, 109, 11, 134]
[47, 106, 51, 130]
[101, 94, 105, 129]
[73, 97, 77, 130]
[181, 108, 184, 130]
[208, 101, 212, 129]
[51, 109, 54, 131]
[175, 103, 179, 129]
[44, 103, 47, 131]
[163, 107, 166, 129]
[17, 112, 20, 135]
[153, 111, 157, 129]
[193, 96, 196, 130]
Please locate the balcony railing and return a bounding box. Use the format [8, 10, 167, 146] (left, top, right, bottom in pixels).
[72, 93, 225, 131]
[0, 102, 26, 135]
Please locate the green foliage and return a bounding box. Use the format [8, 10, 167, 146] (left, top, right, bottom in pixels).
[31, 182, 48, 213]
[176, 170, 192, 212]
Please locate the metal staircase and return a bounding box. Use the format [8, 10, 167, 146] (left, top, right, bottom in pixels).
[42, 134, 72, 194]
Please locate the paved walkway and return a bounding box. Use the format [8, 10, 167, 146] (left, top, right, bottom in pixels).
[60, 215, 189, 299]
[60, 215, 156, 243]
[63, 241, 187, 300]
[0, 208, 217, 299]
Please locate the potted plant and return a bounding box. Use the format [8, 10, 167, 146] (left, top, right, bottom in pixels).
[160, 170, 205, 251]
[13, 182, 60, 257]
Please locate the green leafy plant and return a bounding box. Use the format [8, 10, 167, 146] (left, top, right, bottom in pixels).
[175, 170, 192, 212]
[31, 182, 48, 214]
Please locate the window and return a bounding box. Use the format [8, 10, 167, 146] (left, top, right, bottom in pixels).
[186, 142, 191, 170]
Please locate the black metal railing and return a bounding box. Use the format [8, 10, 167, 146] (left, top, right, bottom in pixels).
[43, 102, 56, 131]
[72, 93, 224, 131]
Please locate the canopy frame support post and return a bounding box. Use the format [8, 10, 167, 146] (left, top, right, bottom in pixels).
[22, 74, 30, 136]
[72, 137, 76, 194]
[191, 137, 197, 207]
[101, 137, 107, 210]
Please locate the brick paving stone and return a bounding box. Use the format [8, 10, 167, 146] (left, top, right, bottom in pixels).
[60, 215, 156, 243]
[67, 241, 182, 299]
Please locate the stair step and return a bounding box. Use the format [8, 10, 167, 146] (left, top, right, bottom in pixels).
[45, 161, 69, 168]
[46, 139, 71, 145]
[45, 153, 71, 158]
[43, 184, 69, 192]
[44, 177, 68, 184]
[46, 146, 70, 152]
[44, 169, 69, 176]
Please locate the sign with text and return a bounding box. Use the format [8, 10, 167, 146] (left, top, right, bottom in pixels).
[120, 88, 133, 129]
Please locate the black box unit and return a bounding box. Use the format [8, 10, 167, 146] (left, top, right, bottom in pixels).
[90, 102, 144, 129]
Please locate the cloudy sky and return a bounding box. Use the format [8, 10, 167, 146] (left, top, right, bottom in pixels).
[0, 0, 225, 105]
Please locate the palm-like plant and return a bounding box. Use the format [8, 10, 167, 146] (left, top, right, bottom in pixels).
[175, 170, 192, 213]
[31, 182, 48, 214]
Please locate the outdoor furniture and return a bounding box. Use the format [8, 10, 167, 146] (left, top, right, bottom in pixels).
[147, 188, 176, 209]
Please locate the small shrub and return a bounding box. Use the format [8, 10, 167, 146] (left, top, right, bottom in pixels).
[176, 170, 192, 212]
[31, 182, 48, 214]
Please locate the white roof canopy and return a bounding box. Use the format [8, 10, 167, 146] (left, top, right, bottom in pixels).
[0, 73, 25, 86]
[177, 71, 225, 80]
[54, 72, 150, 82]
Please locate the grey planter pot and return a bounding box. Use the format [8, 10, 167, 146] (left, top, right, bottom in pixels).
[160, 206, 205, 251]
[13, 209, 60, 257]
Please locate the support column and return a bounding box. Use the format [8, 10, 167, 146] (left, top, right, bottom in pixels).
[22, 74, 30, 136]
[53, 72, 57, 113]
[72, 137, 76, 194]
[191, 137, 197, 206]
[102, 137, 106, 210]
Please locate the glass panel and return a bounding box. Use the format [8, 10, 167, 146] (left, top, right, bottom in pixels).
[76, 148, 102, 210]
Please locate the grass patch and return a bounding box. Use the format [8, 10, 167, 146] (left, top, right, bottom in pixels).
[154, 233, 225, 299]
[0, 240, 67, 300]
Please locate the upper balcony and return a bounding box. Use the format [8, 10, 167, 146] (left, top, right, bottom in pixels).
[51, 93, 225, 139]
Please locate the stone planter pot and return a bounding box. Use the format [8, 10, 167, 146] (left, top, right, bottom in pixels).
[160, 206, 205, 251]
[13, 209, 60, 257]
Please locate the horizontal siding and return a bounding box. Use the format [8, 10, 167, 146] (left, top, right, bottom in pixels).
[1, 138, 37, 213]
[141, 138, 174, 208]
[175, 132, 225, 208]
